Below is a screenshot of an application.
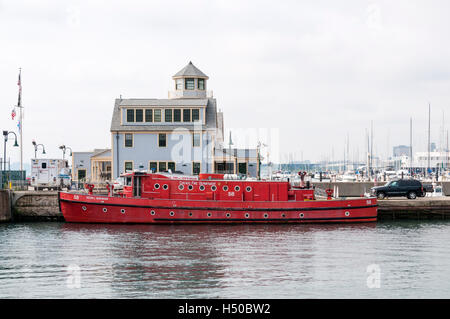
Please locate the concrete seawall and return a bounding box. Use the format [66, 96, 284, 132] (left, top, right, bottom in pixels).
[378, 198, 450, 219]
[12, 191, 63, 221]
[0, 190, 11, 222]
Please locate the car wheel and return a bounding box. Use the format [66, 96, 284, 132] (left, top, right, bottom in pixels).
[407, 191, 417, 200]
[377, 192, 386, 200]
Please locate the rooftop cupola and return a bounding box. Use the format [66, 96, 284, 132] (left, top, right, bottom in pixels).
[169, 61, 210, 99]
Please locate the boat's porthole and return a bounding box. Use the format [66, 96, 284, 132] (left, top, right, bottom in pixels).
[150, 210, 155, 215]
[121, 209, 126, 214]
[281, 213, 286, 218]
[170, 211, 174, 216]
[245, 213, 250, 218]
[102, 208, 108, 213]
[207, 212, 212, 217]
[82, 206, 87, 211]
[178, 184, 184, 190]
[188, 212, 193, 217]
[154, 183, 160, 189]
[235, 186, 240, 191]
[211, 185, 217, 191]
[199, 185, 205, 191]
[345, 211, 350, 217]
[163, 184, 168, 190]
[299, 213, 304, 218]
[246, 186, 252, 192]
[223, 185, 228, 191]
[226, 213, 231, 218]
[264, 213, 269, 219]
[188, 185, 193, 191]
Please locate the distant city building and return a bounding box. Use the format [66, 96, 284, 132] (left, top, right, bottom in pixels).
[431, 142, 437, 152]
[393, 145, 411, 157]
[415, 151, 450, 169]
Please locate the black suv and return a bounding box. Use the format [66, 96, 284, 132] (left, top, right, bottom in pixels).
[371, 179, 425, 200]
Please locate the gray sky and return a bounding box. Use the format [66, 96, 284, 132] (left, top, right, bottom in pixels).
[1, 0, 449, 167]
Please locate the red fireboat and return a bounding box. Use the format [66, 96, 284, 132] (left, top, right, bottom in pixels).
[59, 171, 377, 224]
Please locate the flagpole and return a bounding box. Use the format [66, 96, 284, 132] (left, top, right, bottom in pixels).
[18, 68, 23, 173]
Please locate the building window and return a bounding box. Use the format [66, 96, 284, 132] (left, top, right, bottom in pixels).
[149, 162, 157, 172]
[77, 169, 86, 181]
[135, 109, 143, 122]
[173, 109, 181, 122]
[168, 162, 176, 172]
[154, 109, 162, 122]
[126, 109, 135, 122]
[124, 161, 133, 172]
[193, 133, 200, 147]
[159, 162, 167, 172]
[192, 109, 200, 122]
[198, 79, 205, 90]
[145, 109, 153, 122]
[125, 133, 133, 147]
[158, 133, 167, 147]
[176, 79, 183, 90]
[165, 109, 173, 122]
[238, 163, 247, 175]
[185, 78, 195, 90]
[193, 162, 201, 175]
[183, 109, 191, 122]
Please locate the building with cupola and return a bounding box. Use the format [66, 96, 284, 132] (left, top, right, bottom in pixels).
[72, 62, 259, 183]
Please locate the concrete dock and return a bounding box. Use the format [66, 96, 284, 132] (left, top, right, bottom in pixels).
[377, 197, 450, 220]
[0, 190, 449, 222]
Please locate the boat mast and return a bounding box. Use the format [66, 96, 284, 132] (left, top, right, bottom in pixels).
[428, 103, 431, 177]
[410, 117, 413, 175]
[447, 129, 449, 170]
[370, 121, 374, 178]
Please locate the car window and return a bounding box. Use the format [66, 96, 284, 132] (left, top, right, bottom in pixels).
[390, 181, 399, 187]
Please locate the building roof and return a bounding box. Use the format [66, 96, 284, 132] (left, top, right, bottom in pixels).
[119, 98, 209, 107]
[110, 98, 218, 132]
[173, 61, 209, 79]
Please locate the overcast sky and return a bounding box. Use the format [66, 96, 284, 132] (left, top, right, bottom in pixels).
[1, 0, 449, 167]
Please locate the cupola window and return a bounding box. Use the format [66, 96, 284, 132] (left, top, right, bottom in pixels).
[198, 79, 205, 90]
[185, 78, 195, 90]
[176, 79, 183, 90]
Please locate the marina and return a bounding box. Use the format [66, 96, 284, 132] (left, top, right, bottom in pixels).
[2, 1, 450, 302]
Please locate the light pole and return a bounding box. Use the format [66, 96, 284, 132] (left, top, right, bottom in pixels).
[59, 145, 72, 160]
[2, 131, 19, 188]
[32, 140, 46, 158]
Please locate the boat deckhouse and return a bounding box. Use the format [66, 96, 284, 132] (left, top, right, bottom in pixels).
[108, 62, 259, 180]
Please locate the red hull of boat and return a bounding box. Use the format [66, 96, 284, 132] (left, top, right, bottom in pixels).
[59, 192, 377, 224]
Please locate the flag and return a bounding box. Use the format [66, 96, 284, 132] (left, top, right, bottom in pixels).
[17, 70, 22, 107]
[11, 109, 16, 120]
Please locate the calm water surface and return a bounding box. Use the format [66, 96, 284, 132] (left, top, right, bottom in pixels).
[1, 221, 450, 298]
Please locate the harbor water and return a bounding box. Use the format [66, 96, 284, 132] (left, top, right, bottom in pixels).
[1, 221, 450, 298]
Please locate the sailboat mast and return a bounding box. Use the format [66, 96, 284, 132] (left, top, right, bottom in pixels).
[410, 117, 413, 174]
[428, 103, 431, 176]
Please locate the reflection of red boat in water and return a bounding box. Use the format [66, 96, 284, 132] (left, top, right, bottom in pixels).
[59, 172, 377, 224]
